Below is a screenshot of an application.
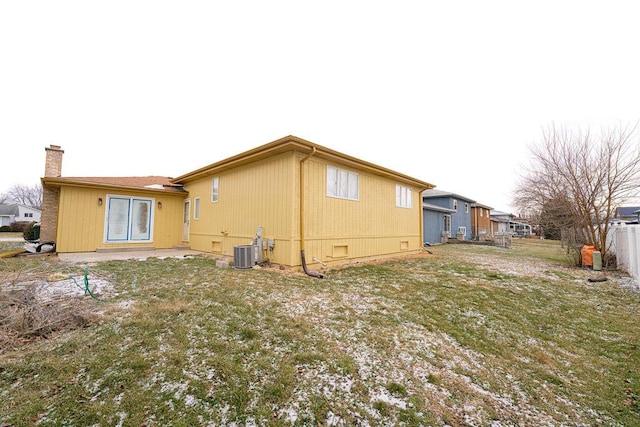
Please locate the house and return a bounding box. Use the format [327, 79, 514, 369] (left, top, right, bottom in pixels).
[0, 203, 42, 227]
[490, 210, 532, 237]
[422, 201, 455, 245]
[422, 190, 474, 242]
[470, 202, 493, 241]
[614, 206, 640, 224]
[490, 210, 512, 236]
[41, 136, 435, 269]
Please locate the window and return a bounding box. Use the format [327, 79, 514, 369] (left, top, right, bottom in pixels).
[327, 166, 358, 200]
[480, 208, 483, 217]
[465, 203, 469, 213]
[395, 185, 412, 208]
[105, 196, 153, 242]
[211, 177, 219, 202]
[443, 214, 451, 236]
[24, 213, 33, 218]
[194, 197, 200, 220]
[453, 199, 458, 210]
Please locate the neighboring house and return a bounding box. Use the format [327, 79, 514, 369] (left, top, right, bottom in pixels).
[422, 202, 455, 245]
[41, 137, 435, 268]
[470, 202, 493, 241]
[0, 203, 42, 227]
[490, 210, 532, 236]
[490, 210, 512, 235]
[422, 190, 474, 242]
[614, 206, 640, 224]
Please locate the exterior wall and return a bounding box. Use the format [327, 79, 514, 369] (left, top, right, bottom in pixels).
[471, 206, 491, 240]
[301, 155, 423, 267]
[55, 186, 184, 252]
[423, 210, 447, 244]
[424, 196, 472, 240]
[184, 152, 297, 265]
[40, 186, 60, 242]
[183, 151, 425, 267]
[17, 205, 41, 222]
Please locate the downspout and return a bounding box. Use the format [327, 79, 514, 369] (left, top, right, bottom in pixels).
[419, 192, 425, 246]
[299, 147, 324, 278]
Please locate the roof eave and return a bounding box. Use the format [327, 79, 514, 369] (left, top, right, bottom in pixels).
[171, 135, 435, 190]
[42, 177, 188, 196]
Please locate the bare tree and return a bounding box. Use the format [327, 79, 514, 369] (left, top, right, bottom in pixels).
[3, 184, 43, 210]
[514, 122, 640, 264]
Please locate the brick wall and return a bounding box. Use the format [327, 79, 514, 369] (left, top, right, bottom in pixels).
[40, 145, 64, 242]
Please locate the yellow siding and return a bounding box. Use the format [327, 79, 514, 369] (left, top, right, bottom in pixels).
[56, 186, 184, 252]
[300, 155, 423, 267]
[183, 150, 424, 267]
[184, 152, 297, 265]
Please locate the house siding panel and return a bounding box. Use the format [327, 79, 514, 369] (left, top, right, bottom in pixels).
[302, 157, 422, 266]
[184, 152, 296, 265]
[55, 186, 184, 252]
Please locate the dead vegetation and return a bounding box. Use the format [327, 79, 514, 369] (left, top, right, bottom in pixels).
[0, 267, 106, 351]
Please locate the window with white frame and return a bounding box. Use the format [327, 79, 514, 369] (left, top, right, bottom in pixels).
[105, 195, 153, 242]
[465, 203, 469, 213]
[395, 185, 412, 208]
[453, 199, 458, 210]
[194, 197, 200, 220]
[443, 214, 451, 236]
[211, 177, 219, 202]
[480, 208, 483, 217]
[327, 166, 358, 200]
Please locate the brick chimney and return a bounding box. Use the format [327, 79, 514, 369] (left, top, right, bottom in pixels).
[40, 145, 65, 243]
[44, 144, 64, 177]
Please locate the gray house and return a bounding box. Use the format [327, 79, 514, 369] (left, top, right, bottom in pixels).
[614, 206, 640, 224]
[0, 203, 42, 227]
[422, 190, 474, 244]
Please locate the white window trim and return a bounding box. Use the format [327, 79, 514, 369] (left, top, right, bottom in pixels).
[194, 197, 200, 220]
[104, 195, 154, 243]
[395, 184, 413, 208]
[211, 177, 219, 203]
[327, 165, 359, 201]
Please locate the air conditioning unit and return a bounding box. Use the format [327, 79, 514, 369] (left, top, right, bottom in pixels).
[234, 245, 256, 269]
[457, 226, 467, 235]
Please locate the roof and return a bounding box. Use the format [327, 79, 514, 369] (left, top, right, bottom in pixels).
[471, 202, 493, 210]
[172, 135, 435, 190]
[422, 202, 456, 213]
[422, 189, 475, 203]
[0, 203, 19, 216]
[615, 206, 640, 217]
[42, 176, 187, 194]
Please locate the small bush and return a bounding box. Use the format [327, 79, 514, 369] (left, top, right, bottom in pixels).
[0, 225, 11, 232]
[10, 221, 32, 232]
[23, 222, 38, 241]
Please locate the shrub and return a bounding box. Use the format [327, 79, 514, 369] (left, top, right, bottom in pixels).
[23, 222, 39, 241]
[10, 221, 31, 232]
[0, 225, 11, 232]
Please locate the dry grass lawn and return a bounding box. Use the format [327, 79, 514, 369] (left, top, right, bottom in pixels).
[1, 239, 639, 426]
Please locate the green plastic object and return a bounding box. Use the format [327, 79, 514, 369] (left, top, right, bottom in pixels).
[592, 251, 602, 271]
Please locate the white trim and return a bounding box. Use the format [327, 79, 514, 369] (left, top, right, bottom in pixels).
[104, 194, 154, 243]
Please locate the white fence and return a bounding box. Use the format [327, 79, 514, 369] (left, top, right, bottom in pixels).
[614, 224, 640, 286]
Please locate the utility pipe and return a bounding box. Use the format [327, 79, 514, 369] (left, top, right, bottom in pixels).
[299, 146, 324, 278]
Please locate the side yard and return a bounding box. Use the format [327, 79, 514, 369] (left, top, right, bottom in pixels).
[1, 240, 639, 425]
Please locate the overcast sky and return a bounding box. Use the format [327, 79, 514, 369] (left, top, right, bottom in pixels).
[1, 1, 638, 213]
